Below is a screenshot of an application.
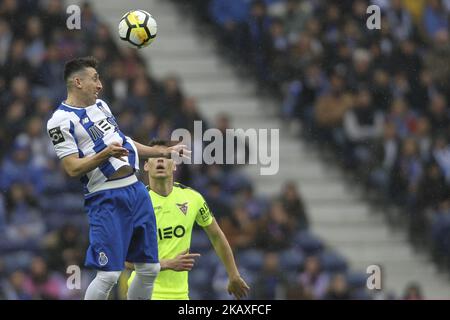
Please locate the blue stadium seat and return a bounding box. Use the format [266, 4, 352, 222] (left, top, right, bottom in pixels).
[293, 231, 324, 255]
[319, 251, 348, 273]
[346, 271, 368, 289]
[189, 268, 211, 290]
[279, 248, 304, 271]
[3, 252, 35, 273]
[351, 288, 373, 300]
[190, 229, 211, 253]
[188, 287, 203, 300]
[237, 249, 264, 272]
[199, 250, 221, 270]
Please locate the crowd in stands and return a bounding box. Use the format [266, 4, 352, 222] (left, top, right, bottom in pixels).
[180, 0, 450, 293]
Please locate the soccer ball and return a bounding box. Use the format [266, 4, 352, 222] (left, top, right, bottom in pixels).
[118, 10, 157, 49]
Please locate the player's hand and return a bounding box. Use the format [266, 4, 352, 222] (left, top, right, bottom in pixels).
[168, 144, 191, 163]
[105, 142, 129, 161]
[169, 249, 201, 272]
[227, 275, 250, 300]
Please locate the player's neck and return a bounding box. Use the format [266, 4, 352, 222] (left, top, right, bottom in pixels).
[66, 93, 93, 108]
[150, 178, 173, 197]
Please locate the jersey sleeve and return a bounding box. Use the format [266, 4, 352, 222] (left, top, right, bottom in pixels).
[47, 113, 79, 159]
[195, 193, 213, 227]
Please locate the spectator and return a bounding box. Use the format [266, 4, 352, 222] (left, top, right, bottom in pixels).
[282, 0, 312, 40]
[298, 255, 330, 299]
[220, 206, 258, 250]
[371, 69, 392, 112]
[343, 89, 383, 164]
[414, 117, 432, 162]
[43, 224, 86, 272]
[386, 99, 417, 139]
[314, 71, 353, 146]
[432, 136, 450, 183]
[252, 251, 287, 299]
[257, 200, 297, 251]
[426, 94, 450, 138]
[387, 0, 414, 41]
[22, 256, 66, 300]
[0, 140, 44, 195]
[425, 30, 450, 91]
[4, 183, 45, 246]
[423, 0, 449, 38]
[280, 182, 309, 230]
[369, 122, 399, 194]
[3, 271, 33, 300]
[324, 273, 351, 300]
[403, 283, 424, 300]
[389, 138, 423, 206]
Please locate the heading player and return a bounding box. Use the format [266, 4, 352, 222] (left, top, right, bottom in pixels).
[46, 57, 190, 300]
[127, 140, 250, 300]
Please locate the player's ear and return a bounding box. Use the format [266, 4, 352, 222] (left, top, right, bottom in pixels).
[143, 160, 149, 172]
[73, 76, 82, 89]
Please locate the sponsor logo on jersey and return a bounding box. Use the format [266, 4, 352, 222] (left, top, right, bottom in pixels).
[158, 225, 186, 240]
[48, 127, 65, 145]
[199, 202, 211, 222]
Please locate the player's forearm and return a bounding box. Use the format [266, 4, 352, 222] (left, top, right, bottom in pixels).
[210, 231, 241, 279]
[133, 141, 170, 159]
[159, 259, 172, 271]
[65, 150, 110, 177]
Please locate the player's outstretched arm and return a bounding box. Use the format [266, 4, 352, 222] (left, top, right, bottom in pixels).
[133, 140, 191, 161]
[61, 142, 129, 177]
[204, 219, 250, 300]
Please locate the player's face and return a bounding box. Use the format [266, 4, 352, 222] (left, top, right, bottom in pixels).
[146, 157, 175, 179]
[80, 67, 102, 104]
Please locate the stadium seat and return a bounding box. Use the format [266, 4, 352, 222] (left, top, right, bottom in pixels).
[279, 247, 304, 271]
[319, 251, 348, 273]
[293, 231, 324, 255]
[346, 271, 368, 290]
[351, 288, 373, 300]
[189, 268, 212, 291]
[190, 229, 211, 253]
[236, 249, 264, 272]
[199, 250, 221, 270]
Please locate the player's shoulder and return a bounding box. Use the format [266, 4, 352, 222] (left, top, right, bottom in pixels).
[173, 182, 204, 199]
[47, 105, 76, 129]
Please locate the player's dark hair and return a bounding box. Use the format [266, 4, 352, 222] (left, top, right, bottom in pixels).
[148, 139, 170, 147]
[64, 56, 98, 82]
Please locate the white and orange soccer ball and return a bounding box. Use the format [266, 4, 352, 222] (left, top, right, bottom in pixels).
[118, 10, 157, 49]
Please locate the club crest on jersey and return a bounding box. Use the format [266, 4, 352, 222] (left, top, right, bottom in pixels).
[176, 202, 189, 215]
[98, 252, 108, 266]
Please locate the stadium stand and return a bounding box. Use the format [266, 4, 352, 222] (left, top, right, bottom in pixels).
[171, 0, 450, 297]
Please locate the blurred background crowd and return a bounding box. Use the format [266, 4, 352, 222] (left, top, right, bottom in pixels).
[1, 0, 449, 300]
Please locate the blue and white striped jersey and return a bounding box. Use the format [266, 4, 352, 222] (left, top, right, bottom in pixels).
[47, 99, 139, 195]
